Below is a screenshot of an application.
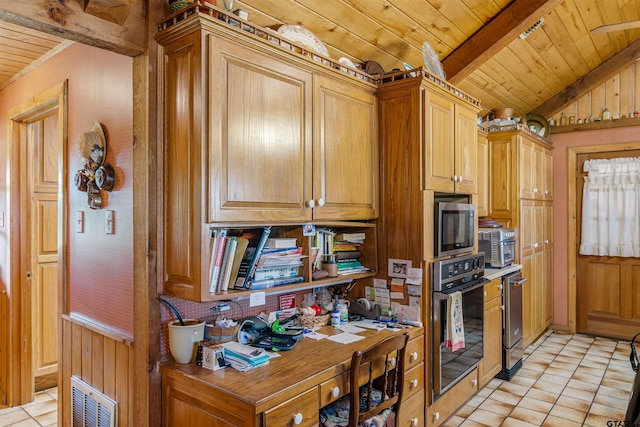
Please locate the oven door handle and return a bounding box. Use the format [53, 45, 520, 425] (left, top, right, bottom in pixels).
[434, 278, 487, 296]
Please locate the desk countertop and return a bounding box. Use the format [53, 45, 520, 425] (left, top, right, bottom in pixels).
[483, 264, 522, 281]
[161, 324, 424, 413]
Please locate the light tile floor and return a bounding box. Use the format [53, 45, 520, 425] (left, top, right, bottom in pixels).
[0, 388, 57, 427]
[445, 330, 637, 426]
[0, 331, 636, 426]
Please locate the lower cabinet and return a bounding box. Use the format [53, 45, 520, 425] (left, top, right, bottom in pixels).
[426, 369, 478, 427]
[478, 277, 503, 388]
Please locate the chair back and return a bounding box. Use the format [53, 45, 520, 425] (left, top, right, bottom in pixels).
[349, 333, 409, 426]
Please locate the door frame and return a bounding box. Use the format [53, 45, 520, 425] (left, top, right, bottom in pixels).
[5, 81, 68, 405]
[567, 140, 640, 335]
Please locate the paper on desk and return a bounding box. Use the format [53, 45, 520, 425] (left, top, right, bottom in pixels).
[350, 320, 387, 331]
[304, 331, 328, 340]
[327, 332, 365, 344]
[336, 324, 366, 334]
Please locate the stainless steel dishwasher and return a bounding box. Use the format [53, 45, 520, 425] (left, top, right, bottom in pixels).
[496, 270, 526, 380]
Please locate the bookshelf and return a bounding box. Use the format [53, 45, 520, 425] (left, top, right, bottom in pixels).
[156, 8, 379, 302]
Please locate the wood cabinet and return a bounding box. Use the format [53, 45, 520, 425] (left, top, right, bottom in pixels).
[423, 86, 479, 194]
[377, 71, 480, 416]
[156, 10, 378, 302]
[476, 127, 489, 217]
[426, 369, 478, 426]
[487, 126, 553, 347]
[161, 326, 424, 427]
[478, 277, 502, 388]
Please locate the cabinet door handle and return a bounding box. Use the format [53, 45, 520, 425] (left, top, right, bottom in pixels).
[471, 378, 478, 387]
[544, 239, 550, 244]
[434, 412, 440, 420]
[411, 418, 419, 426]
[331, 386, 340, 398]
[293, 413, 303, 425]
[307, 199, 315, 208]
[317, 198, 325, 207]
[459, 175, 463, 182]
[533, 243, 539, 248]
[533, 187, 538, 193]
[452, 175, 458, 182]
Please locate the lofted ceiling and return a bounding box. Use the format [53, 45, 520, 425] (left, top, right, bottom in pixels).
[2, 0, 640, 118]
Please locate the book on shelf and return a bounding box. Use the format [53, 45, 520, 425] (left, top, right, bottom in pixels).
[232, 226, 272, 289]
[265, 237, 297, 249]
[227, 237, 249, 290]
[249, 275, 305, 289]
[256, 247, 305, 269]
[337, 260, 363, 269]
[253, 263, 303, 281]
[218, 237, 238, 292]
[335, 232, 366, 243]
[209, 229, 228, 293]
[335, 250, 362, 261]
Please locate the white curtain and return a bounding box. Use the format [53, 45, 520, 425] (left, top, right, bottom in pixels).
[580, 157, 640, 257]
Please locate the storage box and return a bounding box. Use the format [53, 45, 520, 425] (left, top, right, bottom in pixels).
[202, 343, 227, 371]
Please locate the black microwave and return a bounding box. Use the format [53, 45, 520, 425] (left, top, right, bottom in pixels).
[435, 202, 476, 258]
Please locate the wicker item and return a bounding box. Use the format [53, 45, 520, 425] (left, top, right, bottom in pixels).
[299, 314, 330, 328]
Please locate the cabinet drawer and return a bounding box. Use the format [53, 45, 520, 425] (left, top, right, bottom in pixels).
[426, 368, 478, 427]
[263, 387, 318, 427]
[484, 277, 502, 301]
[403, 362, 424, 400]
[405, 335, 424, 369]
[319, 372, 349, 407]
[398, 388, 424, 427]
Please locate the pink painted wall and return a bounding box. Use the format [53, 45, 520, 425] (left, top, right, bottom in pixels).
[0, 43, 134, 338]
[549, 125, 640, 327]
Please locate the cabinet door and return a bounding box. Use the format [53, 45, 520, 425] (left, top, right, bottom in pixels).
[479, 295, 502, 388]
[520, 252, 534, 347]
[313, 75, 378, 220]
[476, 130, 489, 217]
[532, 142, 544, 199]
[424, 89, 455, 192]
[519, 136, 534, 199]
[543, 202, 554, 327]
[454, 104, 478, 194]
[543, 147, 553, 199]
[208, 35, 313, 222]
[488, 135, 514, 221]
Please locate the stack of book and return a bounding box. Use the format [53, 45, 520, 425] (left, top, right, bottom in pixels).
[333, 232, 369, 276]
[249, 237, 306, 289]
[208, 226, 273, 292]
[220, 341, 270, 371]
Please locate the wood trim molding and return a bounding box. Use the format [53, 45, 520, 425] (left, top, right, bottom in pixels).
[442, 0, 564, 84]
[567, 140, 640, 335]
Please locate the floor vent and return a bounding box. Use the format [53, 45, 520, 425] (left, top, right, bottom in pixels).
[71, 375, 118, 427]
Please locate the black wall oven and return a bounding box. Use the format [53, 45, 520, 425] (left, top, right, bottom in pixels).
[432, 253, 485, 398]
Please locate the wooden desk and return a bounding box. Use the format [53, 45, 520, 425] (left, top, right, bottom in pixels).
[161, 325, 424, 426]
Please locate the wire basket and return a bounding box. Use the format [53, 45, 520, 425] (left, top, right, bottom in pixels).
[299, 313, 330, 328]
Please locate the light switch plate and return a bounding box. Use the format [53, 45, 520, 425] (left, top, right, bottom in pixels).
[105, 210, 114, 234]
[75, 211, 84, 233]
[249, 292, 265, 307]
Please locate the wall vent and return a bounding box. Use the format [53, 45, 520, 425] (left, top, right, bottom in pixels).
[71, 375, 118, 427]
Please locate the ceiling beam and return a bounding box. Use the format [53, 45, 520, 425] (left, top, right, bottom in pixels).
[531, 38, 640, 117]
[442, 0, 563, 85]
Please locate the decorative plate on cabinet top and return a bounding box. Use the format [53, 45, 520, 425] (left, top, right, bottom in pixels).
[422, 41, 446, 79]
[525, 113, 550, 138]
[277, 24, 329, 57]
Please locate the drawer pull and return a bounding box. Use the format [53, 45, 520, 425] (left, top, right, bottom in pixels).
[390, 357, 396, 367]
[411, 418, 419, 426]
[410, 351, 419, 362]
[434, 411, 440, 420]
[410, 379, 418, 388]
[471, 378, 478, 387]
[293, 413, 303, 425]
[331, 387, 340, 398]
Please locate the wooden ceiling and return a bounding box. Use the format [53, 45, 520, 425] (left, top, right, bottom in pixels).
[3, 0, 640, 118]
[0, 20, 68, 89]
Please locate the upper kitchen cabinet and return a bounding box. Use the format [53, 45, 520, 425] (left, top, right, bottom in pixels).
[157, 11, 378, 225]
[476, 127, 489, 217]
[155, 7, 378, 301]
[423, 84, 480, 194]
[377, 71, 481, 196]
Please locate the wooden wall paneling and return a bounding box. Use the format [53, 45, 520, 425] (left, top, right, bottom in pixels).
[576, 92, 591, 121]
[91, 332, 104, 391]
[619, 66, 635, 116]
[590, 84, 605, 118]
[605, 75, 620, 117]
[635, 63, 640, 112]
